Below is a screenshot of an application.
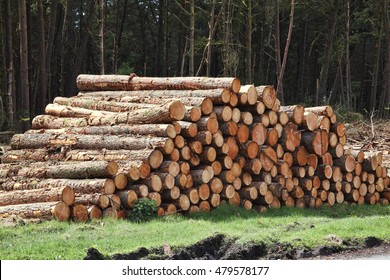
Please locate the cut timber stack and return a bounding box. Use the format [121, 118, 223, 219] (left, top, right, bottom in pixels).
[0, 74, 389, 222]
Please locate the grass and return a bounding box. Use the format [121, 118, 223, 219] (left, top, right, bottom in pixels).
[1, 204, 390, 259]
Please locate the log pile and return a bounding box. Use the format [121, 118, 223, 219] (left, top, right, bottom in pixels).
[0, 74, 389, 222]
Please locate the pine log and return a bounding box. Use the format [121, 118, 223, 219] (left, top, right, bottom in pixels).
[1, 161, 118, 179]
[11, 133, 174, 154]
[77, 75, 241, 93]
[256, 86, 276, 109]
[220, 121, 238, 136]
[161, 186, 181, 201]
[88, 205, 102, 219]
[280, 123, 301, 152]
[75, 194, 110, 209]
[0, 178, 115, 195]
[301, 130, 329, 156]
[305, 106, 334, 117]
[26, 123, 177, 139]
[243, 158, 262, 175]
[158, 161, 180, 177]
[0, 201, 70, 221]
[0, 186, 75, 206]
[301, 112, 319, 131]
[333, 155, 356, 173]
[71, 204, 88, 222]
[197, 117, 219, 134]
[292, 146, 309, 166]
[331, 122, 346, 137]
[279, 105, 304, 125]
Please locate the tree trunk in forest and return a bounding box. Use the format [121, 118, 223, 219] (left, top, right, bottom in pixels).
[246, 0, 253, 83]
[382, 0, 390, 118]
[99, 0, 105, 74]
[316, 0, 339, 105]
[60, 0, 72, 96]
[37, 0, 47, 115]
[276, 0, 295, 105]
[189, 0, 195, 76]
[344, 0, 352, 111]
[370, 14, 383, 112]
[3, 0, 16, 129]
[18, 0, 31, 131]
[114, 0, 128, 73]
[275, 0, 282, 100]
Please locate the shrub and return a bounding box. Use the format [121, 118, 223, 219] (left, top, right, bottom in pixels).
[131, 199, 157, 223]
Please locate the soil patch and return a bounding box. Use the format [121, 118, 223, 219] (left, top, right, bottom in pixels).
[83, 234, 389, 260]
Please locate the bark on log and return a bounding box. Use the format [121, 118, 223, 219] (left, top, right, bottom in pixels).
[0, 178, 115, 194]
[305, 106, 334, 117]
[26, 123, 177, 139]
[71, 204, 88, 222]
[0, 186, 75, 206]
[79, 88, 232, 104]
[1, 161, 118, 179]
[11, 134, 174, 155]
[280, 105, 304, 124]
[32, 115, 88, 129]
[301, 130, 329, 156]
[77, 75, 241, 93]
[256, 86, 276, 109]
[0, 201, 70, 221]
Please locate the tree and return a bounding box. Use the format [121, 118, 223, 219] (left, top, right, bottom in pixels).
[99, 0, 105, 74]
[18, 0, 30, 131]
[3, 0, 16, 129]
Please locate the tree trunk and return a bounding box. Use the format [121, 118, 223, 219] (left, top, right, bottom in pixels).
[3, 0, 16, 129]
[246, 0, 253, 83]
[188, 0, 195, 76]
[37, 0, 47, 115]
[316, 0, 339, 105]
[99, 0, 105, 74]
[18, 0, 30, 131]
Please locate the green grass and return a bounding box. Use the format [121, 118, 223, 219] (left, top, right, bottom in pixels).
[1, 204, 390, 259]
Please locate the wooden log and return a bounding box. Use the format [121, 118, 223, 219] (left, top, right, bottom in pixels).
[280, 123, 301, 152]
[127, 184, 149, 198]
[26, 123, 177, 139]
[250, 123, 267, 146]
[77, 75, 241, 93]
[184, 106, 202, 122]
[254, 190, 274, 205]
[198, 184, 210, 201]
[0, 185, 75, 207]
[0, 201, 70, 221]
[220, 121, 238, 136]
[88, 205, 102, 220]
[301, 112, 319, 131]
[0, 161, 118, 179]
[115, 190, 138, 209]
[316, 164, 333, 180]
[31, 115, 89, 129]
[11, 133, 174, 155]
[331, 122, 346, 137]
[333, 155, 356, 173]
[305, 106, 334, 117]
[142, 174, 163, 192]
[318, 116, 331, 132]
[197, 117, 219, 134]
[71, 204, 88, 222]
[45, 100, 185, 124]
[256, 86, 276, 109]
[0, 178, 115, 195]
[161, 186, 184, 202]
[280, 105, 304, 125]
[301, 130, 329, 156]
[362, 155, 378, 172]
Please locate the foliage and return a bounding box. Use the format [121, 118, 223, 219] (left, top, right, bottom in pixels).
[130, 198, 158, 223]
[1, 204, 390, 259]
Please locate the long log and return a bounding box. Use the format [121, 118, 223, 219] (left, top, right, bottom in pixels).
[0, 186, 75, 206]
[26, 124, 177, 138]
[0, 178, 115, 194]
[0, 161, 118, 179]
[79, 88, 232, 104]
[301, 130, 329, 156]
[0, 201, 70, 221]
[32, 115, 89, 129]
[77, 74, 241, 93]
[11, 134, 174, 154]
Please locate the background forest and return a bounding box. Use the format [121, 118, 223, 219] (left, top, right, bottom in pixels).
[0, 0, 389, 132]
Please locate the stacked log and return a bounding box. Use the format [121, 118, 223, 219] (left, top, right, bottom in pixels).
[0, 74, 389, 222]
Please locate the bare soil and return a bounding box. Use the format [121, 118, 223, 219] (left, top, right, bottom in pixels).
[83, 235, 389, 260]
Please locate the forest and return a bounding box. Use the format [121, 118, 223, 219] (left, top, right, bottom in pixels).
[0, 0, 389, 132]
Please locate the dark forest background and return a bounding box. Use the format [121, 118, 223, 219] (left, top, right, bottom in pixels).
[0, 0, 389, 132]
